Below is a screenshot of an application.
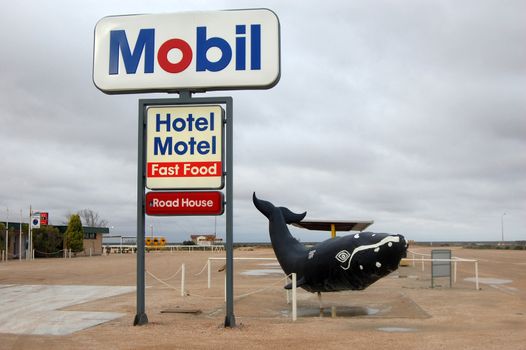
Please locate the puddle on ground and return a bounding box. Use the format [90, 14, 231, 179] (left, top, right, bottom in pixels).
[240, 269, 284, 276]
[284, 306, 380, 318]
[377, 327, 416, 333]
[464, 277, 512, 285]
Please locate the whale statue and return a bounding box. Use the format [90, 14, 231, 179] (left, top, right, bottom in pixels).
[253, 193, 408, 293]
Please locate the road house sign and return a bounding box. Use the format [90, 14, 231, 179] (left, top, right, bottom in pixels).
[93, 9, 280, 94]
[145, 191, 224, 216]
[146, 104, 224, 190]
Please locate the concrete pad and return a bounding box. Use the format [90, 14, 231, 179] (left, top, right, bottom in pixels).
[0, 284, 134, 335]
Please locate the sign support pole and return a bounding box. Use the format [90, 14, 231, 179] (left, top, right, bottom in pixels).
[134, 101, 148, 326]
[135, 92, 235, 327]
[224, 95, 235, 328]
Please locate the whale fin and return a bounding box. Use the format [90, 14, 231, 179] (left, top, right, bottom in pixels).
[253, 192, 307, 223]
[284, 276, 307, 289]
[280, 207, 306, 224]
[253, 192, 274, 219]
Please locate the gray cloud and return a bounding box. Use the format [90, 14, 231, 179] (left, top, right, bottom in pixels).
[1, 0, 524, 243]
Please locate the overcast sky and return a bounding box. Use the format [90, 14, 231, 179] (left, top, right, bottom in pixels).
[1, 0, 524, 243]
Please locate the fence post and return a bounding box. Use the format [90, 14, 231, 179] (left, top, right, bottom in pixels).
[181, 263, 185, 297]
[32, 249, 35, 260]
[475, 261, 479, 290]
[421, 256, 424, 271]
[286, 275, 291, 304]
[453, 261, 457, 283]
[207, 259, 211, 289]
[412, 253, 415, 267]
[292, 273, 297, 322]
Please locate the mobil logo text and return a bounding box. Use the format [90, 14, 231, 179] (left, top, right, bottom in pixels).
[110, 24, 261, 75]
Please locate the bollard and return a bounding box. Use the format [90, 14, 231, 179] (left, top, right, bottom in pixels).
[207, 259, 211, 289]
[32, 249, 35, 260]
[181, 264, 186, 297]
[475, 261, 479, 290]
[292, 273, 297, 321]
[454, 261, 457, 283]
[286, 275, 291, 304]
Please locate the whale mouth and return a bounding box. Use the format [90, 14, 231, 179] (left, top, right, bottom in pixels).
[338, 235, 401, 271]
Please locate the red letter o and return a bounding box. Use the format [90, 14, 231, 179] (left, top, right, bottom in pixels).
[157, 39, 192, 73]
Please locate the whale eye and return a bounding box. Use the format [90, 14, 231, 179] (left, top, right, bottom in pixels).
[376, 262, 382, 268]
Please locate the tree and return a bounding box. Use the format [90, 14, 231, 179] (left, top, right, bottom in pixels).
[64, 214, 84, 252]
[33, 225, 63, 258]
[78, 209, 108, 227]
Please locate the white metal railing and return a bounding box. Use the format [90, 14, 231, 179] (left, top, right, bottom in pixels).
[406, 250, 479, 290]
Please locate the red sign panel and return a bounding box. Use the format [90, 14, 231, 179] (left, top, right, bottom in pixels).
[145, 191, 224, 216]
[40, 212, 49, 225]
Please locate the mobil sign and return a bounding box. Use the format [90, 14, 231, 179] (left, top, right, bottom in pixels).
[93, 9, 280, 94]
[146, 104, 224, 190]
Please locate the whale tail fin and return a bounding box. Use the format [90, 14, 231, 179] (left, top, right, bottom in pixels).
[253, 193, 306, 223]
[252, 193, 274, 219]
[279, 207, 306, 224]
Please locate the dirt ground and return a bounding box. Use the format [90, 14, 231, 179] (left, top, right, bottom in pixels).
[0, 246, 525, 350]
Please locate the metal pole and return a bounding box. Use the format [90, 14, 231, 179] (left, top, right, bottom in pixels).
[5, 208, 9, 261]
[207, 259, 211, 289]
[501, 213, 506, 242]
[181, 263, 185, 297]
[19, 209, 22, 261]
[292, 273, 297, 321]
[224, 96, 236, 328]
[29, 206, 32, 261]
[134, 100, 148, 326]
[475, 261, 479, 290]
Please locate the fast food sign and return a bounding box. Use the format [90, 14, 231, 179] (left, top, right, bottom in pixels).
[146, 104, 224, 190]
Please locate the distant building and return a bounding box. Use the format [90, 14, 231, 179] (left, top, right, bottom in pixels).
[190, 234, 222, 246]
[0, 221, 108, 259]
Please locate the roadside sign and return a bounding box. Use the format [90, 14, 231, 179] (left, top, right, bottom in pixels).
[93, 9, 280, 94]
[145, 191, 224, 216]
[146, 104, 224, 190]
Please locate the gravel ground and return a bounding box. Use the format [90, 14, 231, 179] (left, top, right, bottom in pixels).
[0, 246, 525, 349]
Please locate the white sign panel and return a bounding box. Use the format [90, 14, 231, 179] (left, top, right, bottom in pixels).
[93, 9, 280, 94]
[146, 105, 224, 189]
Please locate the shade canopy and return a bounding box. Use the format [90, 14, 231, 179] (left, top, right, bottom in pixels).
[292, 220, 374, 232]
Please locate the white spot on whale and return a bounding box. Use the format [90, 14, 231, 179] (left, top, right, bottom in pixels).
[388, 242, 393, 247]
[359, 265, 363, 270]
[376, 262, 382, 268]
[374, 247, 380, 253]
[354, 234, 360, 239]
[372, 234, 376, 236]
